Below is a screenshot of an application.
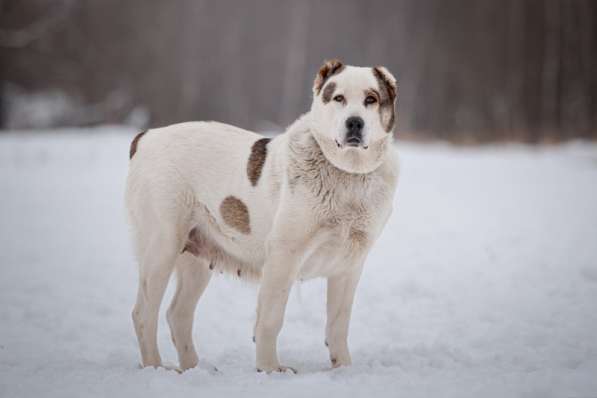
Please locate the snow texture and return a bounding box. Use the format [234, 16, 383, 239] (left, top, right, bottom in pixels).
[1, 127, 596, 398]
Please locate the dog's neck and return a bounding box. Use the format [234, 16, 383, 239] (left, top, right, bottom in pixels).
[285, 113, 391, 203]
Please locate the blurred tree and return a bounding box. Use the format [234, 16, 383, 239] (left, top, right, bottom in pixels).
[0, 0, 595, 141]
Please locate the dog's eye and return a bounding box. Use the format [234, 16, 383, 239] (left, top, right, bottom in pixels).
[333, 95, 344, 103]
[364, 95, 377, 105]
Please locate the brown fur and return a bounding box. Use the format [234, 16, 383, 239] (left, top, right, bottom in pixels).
[182, 228, 202, 256]
[247, 138, 271, 186]
[129, 130, 147, 159]
[322, 82, 337, 104]
[314, 59, 345, 94]
[372, 67, 397, 132]
[364, 88, 380, 104]
[220, 196, 251, 234]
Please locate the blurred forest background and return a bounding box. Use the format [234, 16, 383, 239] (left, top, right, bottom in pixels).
[0, 0, 596, 142]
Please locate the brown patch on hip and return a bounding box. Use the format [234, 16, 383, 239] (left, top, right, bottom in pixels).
[220, 196, 251, 234]
[247, 138, 271, 186]
[129, 130, 147, 159]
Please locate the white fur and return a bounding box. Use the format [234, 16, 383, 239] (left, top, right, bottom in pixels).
[126, 64, 399, 373]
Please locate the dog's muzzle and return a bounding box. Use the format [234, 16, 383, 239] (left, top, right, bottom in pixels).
[340, 116, 367, 149]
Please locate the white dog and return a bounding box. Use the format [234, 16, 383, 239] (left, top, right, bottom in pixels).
[126, 60, 399, 373]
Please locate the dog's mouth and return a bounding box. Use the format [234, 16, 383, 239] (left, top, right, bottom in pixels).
[335, 138, 368, 150]
[346, 136, 362, 146]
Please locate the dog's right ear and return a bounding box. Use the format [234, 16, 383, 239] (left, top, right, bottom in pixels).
[313, 59, 344, 95]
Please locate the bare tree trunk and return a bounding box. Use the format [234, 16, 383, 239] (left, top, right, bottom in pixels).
[279, 1, 310, 126]
[541, 0, 560, 139]
[1, 0, 596, 140]
[506, 0, 524, 139]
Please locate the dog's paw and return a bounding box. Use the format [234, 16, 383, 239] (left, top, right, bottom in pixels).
[161, 362, 184, 373]
[256, 365, 298, 374]
[330, 357, 352, 369]
[137, 362, 183, 373]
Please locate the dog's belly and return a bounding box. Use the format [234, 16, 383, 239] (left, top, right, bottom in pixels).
[185, 200, 270, 281]
[186, 204, 356, 281]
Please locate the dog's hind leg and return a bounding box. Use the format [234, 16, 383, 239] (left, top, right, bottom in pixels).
[132, 227, 179, 368]
[167, 253, 212, 371]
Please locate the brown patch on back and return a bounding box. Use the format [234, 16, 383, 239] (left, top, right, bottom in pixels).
[129, 130, 147, 159]
[313, 59, 345, 94]
[372, 67, 397, 132]
[220, 196, 251, 234]
[247, 138, 271, 186]
[322, 82, 337, 104]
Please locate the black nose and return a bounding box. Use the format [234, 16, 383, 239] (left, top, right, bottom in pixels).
[346, 116, 364, 133]
[345, 116, 364, 146]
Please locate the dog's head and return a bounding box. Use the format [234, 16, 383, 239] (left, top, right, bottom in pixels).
[309, 59, 397, 174]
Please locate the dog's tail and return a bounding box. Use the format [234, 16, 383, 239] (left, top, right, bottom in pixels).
[129, 130, 147, 159]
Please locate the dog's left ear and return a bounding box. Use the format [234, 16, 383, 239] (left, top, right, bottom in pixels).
[372, 66, 397, 104]
[313, 59, 345, 94]
[373, 66, 398, 132]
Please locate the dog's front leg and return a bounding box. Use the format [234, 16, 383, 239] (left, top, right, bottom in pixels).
[254, 239, 302, 373]
[254, 199, 333, 373]
[325, 257, 366, 368]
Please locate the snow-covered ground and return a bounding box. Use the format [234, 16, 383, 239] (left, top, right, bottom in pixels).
[1, 127, 596, 398]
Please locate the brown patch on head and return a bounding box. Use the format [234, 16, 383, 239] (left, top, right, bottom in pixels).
[129, 130, 147, 159]
[322, 82, 337, 104]
[372, 67, 397, 132]
[364, 88, 381, 104]
[247, 138, 271, 186]
[220, 196, 251, 234]
[313, 59, 345, 94]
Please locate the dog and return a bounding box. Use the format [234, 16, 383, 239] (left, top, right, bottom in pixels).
[125, 60, 399, 373]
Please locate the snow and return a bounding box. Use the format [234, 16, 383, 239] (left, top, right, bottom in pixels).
[1, 127, 596, 398]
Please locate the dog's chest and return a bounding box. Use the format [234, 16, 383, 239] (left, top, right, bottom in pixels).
[298, 178, 382, 279]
